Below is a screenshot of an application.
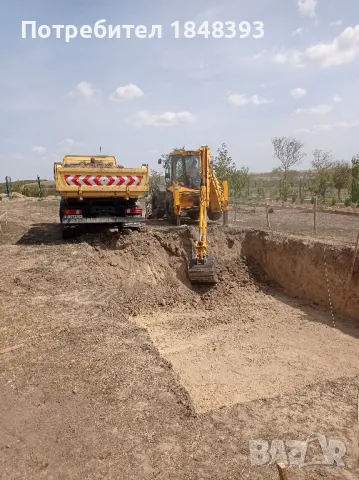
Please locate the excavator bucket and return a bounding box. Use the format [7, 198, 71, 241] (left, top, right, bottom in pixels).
[187, 256, 217, 285]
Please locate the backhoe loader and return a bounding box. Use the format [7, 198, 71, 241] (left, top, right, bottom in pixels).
[150, 146, 229, 284]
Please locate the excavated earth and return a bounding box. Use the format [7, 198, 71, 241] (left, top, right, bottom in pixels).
[0, 199, 359, 479]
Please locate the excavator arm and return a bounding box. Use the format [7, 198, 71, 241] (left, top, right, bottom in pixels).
[187, 146, 228, 284]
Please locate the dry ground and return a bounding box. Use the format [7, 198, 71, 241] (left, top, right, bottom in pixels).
[230, 204, 359, 245]
[0, 198, 359, 479]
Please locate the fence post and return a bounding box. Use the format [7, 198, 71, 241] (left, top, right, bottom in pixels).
[266, 203, 270, 227]
[5, 176, 12, 199]
[37, 175, 43, 198]
[276, 463, 288, 480]
[314, 196, 318, 233]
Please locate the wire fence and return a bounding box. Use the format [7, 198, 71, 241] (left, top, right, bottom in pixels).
[228, 199, 359, 246]
[0, 178, 59, 199]
[241, 177, 352, 207]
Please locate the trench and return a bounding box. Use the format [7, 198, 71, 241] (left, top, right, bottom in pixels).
[92, 226, 359, 414]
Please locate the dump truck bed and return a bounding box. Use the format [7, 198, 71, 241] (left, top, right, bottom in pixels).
[54, 155, 149, 199]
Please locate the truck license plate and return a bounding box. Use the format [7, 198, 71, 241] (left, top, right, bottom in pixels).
[63, 215, 83, 219]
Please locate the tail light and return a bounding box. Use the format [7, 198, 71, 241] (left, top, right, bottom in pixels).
[64, 209, 82, 215]
[125, 208, 142, 214]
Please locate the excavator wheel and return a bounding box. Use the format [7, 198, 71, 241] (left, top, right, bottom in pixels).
[187, 256, 217, 285]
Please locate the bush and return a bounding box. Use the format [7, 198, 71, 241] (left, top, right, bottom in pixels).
[22, 184, 40, 197]
[12, 181, 26, 193]
[344, 198, 351, 207]
[331, 197, 337, 206]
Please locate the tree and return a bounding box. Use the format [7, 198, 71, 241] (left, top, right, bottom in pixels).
[230, 167, 249, 198]
[212, 143, 235, 182]
[311, 149, 333, 170]
[272, 136, 306, 201]
[310, 149, 334, 201]
[332, 160, 351, 199]
[149, 169, 165, 194]
[160, 145, 185, 170]
[351, 154, 359, 203]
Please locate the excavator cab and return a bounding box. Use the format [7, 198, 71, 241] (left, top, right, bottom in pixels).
[164, 152, 201, 189]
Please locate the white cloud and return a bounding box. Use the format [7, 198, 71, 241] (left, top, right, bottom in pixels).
[293, 28, 304, 36]
[295, 119, 359, 134]
[32, 146, 47, 154]
[306, 25, 359, 67]
[298, 0, 317, 18]
[109, 83, 144, 102]
[290, 88, 307, 99]
[333, 95, 343, 103]
[273, 51, 304, 67]
[294, 104, 333, 115]
[228, 93, 273, 107]
[330, 20, 343, 27]
[274, 25, 359, 68]
[68, 81, 101, 102]
[127, 110, 196, 127]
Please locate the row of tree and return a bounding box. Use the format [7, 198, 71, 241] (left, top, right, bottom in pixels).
[271, 137, 359, 203]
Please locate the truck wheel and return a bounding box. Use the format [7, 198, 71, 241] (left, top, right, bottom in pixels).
[151, 194, 166, 219]
[59, 198, 67, 221]
[61, 225, 75, 239]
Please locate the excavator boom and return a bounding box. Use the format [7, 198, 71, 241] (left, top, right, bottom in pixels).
[187, 146, 226, 285]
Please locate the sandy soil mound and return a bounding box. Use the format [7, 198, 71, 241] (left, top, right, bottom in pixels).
[83, 226, 261, 318]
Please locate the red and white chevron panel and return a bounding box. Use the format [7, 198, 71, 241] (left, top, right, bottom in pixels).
[64, 175, 141, 187]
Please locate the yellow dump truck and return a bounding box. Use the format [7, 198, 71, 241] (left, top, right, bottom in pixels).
[54, 155, 149, 238]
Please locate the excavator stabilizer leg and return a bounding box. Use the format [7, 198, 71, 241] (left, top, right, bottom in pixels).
[187, 256, 217, 284]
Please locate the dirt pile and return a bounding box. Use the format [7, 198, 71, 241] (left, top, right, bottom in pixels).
[83, 226, 261, 317]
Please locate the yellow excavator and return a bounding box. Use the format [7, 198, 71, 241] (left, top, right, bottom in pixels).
[150, 146, 229, 284]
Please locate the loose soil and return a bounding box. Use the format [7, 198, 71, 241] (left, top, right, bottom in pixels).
[0, 198, 358, 479]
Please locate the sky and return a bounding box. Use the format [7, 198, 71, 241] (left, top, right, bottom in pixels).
[0, 0, 359, 180]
